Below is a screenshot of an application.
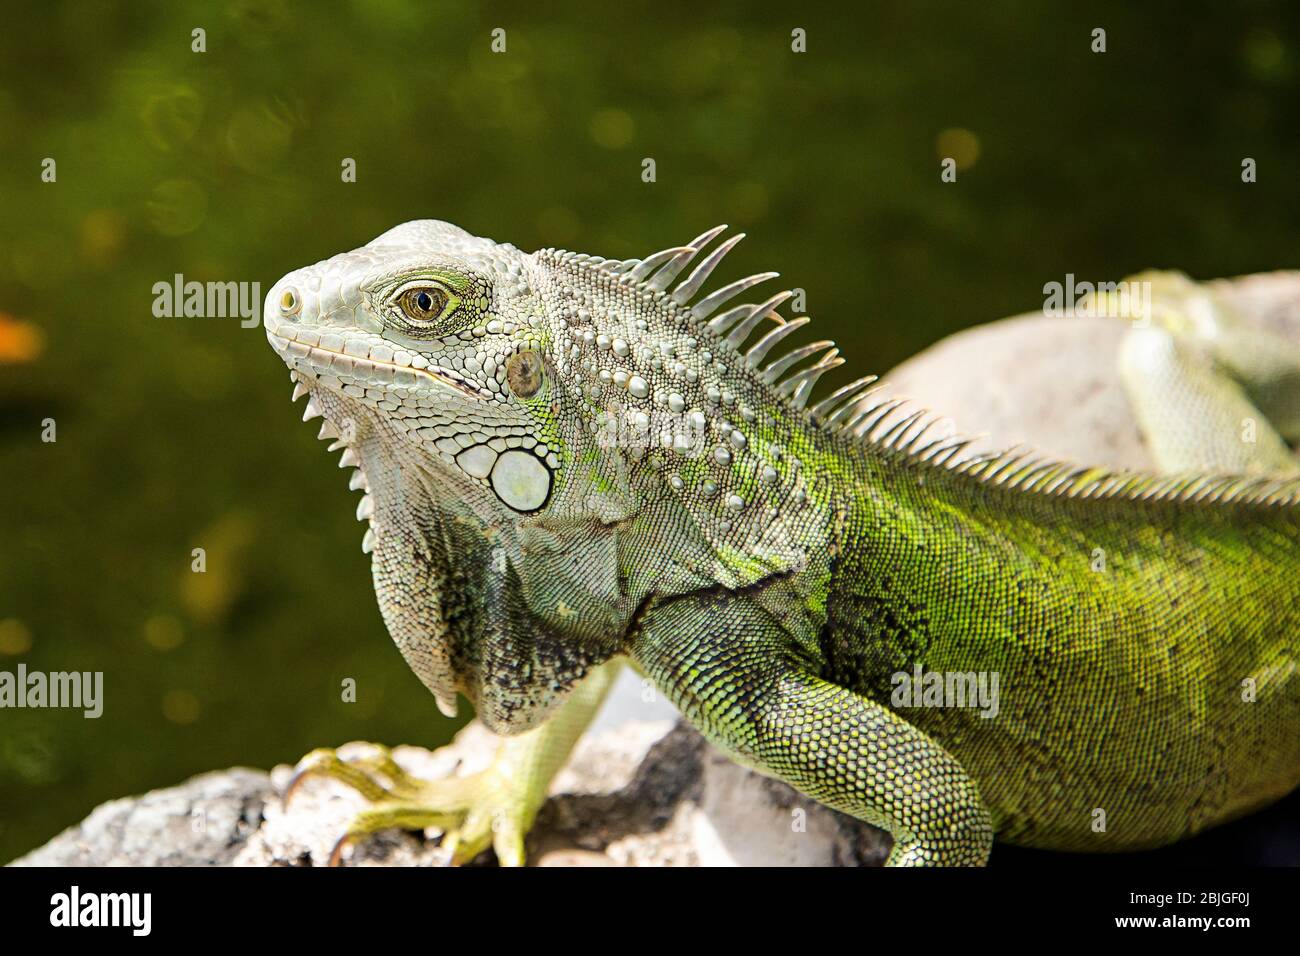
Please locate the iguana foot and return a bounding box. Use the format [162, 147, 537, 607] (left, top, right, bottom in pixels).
[284, 743, 536, 867]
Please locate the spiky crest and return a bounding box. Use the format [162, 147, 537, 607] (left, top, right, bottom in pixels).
[546, 228, 1300, 510]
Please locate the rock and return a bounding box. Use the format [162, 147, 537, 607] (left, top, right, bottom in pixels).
[882, 271, 1300, 472]
[12, 720, 890, 867]
[884, 313, 1152, 470]
[11, 768, 273, 867]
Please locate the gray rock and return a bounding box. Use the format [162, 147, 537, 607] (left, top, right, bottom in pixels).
[12, 768, 272, 866]
[882, 271, 1300, 472]
[884, 313, 1152, 470]
[12, 721, 890, 867]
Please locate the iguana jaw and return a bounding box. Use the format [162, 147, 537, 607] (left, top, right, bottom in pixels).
[264, 322, 485, 402]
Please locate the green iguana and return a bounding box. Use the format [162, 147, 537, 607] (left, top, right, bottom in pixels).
[265, 221, 1300, 866]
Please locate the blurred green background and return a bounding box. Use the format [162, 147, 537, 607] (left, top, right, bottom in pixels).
[1, 0, 1297, 862]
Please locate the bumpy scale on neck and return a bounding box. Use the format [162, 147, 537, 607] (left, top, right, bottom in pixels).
[533, 247, 843, 602]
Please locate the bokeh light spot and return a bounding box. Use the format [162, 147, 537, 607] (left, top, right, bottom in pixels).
[162, 689, 201, 725]
[146, 179, 208, 236]
[144, 614, 185, 652]
[140, 86, 204, 152]
[589, 108, 635, 149]
[936, 127, 981, 170]
[0, 618, 33, 655]
[0, 316, 44, 364]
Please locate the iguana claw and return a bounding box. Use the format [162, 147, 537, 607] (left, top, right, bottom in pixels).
[284, 743, 536, 867]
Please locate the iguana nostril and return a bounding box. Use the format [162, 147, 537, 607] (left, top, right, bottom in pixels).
[279, 287, 301, 318]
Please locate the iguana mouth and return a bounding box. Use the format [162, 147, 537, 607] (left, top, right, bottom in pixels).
[266, 328, 483, 399]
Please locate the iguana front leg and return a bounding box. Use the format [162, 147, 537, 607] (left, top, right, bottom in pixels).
[286, 659, 621, 865]
[630, 592, 994, 867]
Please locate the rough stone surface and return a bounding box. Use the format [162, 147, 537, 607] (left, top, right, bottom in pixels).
[13, 720, 890, 867]
[884, 313, 1150, 469]
[882, 272, 1300, 472]
[10, 768, 273, 867]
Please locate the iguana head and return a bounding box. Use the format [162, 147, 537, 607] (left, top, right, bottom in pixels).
[265, 220, 837, 731]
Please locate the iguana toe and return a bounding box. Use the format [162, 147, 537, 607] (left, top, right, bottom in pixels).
[284, 743, 540, 866]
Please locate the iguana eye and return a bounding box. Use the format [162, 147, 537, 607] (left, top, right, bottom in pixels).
[506, 349, 544, 398]
[279, 288, 300, 316]
[399, 286, 453, 323]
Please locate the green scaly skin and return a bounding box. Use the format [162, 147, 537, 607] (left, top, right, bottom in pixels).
[267, 221, 1300, 866]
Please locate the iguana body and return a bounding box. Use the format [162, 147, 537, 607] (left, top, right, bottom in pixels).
[267, 222, 1300, 865]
